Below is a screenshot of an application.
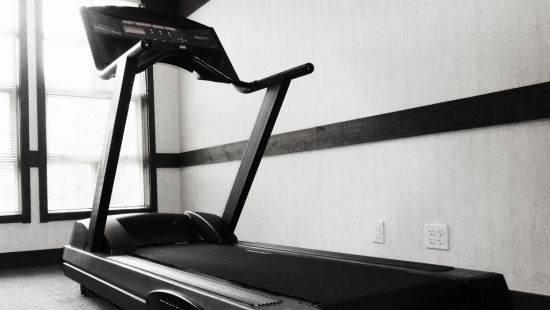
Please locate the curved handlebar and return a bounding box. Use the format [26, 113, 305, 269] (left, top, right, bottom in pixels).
[99, 40, 314, 94]
[233, 63, 314, 94]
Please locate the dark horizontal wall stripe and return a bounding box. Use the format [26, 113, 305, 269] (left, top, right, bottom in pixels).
[155, 153, 185, 168]
[178, 82, 550, 167]
[0, 248, 63, 269]
[180, 141, 246, 167]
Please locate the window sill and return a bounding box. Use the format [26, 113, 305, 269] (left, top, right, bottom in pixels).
[40, 206, 153, 222]
[0, 214, 27, 224]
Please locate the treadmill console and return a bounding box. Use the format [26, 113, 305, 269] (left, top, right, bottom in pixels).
[80, 6, 239, 82]
[120, 20, 218, 49]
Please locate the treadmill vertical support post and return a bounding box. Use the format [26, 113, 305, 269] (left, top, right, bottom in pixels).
[222, 79, 291, 232]
[87, 56, 137, 252]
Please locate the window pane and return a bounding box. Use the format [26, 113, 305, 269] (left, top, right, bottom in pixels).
[42, 0, 138, 40]
[0, 0, 20, 216]
[111, 162, 144, 208]
[43, 40, 94, 91]
[46, 94, 144, 211]
[0, 163, 19, 215]
[0, 35, 16, 85]
[43, 39, 146, 94]
[121, 101, 142, 156]
[47, 161, 144, 212]
[46, 96, 110, 156]
[47, 162, 96, 211]
[42, 0, 87, 41]
[44, 0, 147, 213]
[46, 95, 142, 157]
[0, 0, 17, 33]
[0, 92, 17, 156]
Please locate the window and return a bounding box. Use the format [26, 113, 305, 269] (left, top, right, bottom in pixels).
[40, 0, 152, 216]
[0, 0, 21, 217]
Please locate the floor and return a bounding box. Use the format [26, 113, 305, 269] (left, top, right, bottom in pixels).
[0, 264, 119, 309]
[0, 263, 548, 310]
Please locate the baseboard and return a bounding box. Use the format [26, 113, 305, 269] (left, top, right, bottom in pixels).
[0, 248, 63, 269]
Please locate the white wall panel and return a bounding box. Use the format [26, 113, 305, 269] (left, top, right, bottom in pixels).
[157, 168, 183, 213]
[154, 64, 182, 153]
[180, 0, 550, 151]
[178, 0, 550, 295]
[181, 120, 550, 295]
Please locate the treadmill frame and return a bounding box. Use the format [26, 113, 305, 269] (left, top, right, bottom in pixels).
[66, 7, 512, 310]
[63, 239, 512, 310]
[86, 42, 298, 251]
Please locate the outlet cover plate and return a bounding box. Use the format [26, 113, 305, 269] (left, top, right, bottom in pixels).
[373, 221, 385, 244]
[425, 223, 449, 250]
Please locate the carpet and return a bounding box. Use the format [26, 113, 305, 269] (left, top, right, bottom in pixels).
[0, 264, 119, 309]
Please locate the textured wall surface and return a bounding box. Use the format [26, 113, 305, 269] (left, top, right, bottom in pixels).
[154, 64, 184, 212]
[178, 0, 550, 295]
[180, 0, 550, 150]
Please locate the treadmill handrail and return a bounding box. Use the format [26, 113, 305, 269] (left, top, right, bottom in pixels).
[234, 63, 314, 94]
[97, 40, 314, 94]
[87, 38, 314, 250]
[98, 40, 152, 80]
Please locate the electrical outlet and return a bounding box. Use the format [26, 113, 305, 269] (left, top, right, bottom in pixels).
[424, 224, 449, 250]
[373, 221, 385, 244]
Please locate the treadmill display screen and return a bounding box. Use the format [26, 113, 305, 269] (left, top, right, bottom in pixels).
[121, 19, 193, 45]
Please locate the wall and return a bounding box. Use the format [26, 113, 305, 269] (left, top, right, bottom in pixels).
[152, 64, 184, 212]
[178, 0, 550, 295]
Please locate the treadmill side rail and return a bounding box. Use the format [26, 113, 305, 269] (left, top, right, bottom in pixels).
[62, 246, 318, 310]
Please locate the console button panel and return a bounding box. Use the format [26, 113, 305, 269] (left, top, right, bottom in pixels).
[120, 19, 218, 49]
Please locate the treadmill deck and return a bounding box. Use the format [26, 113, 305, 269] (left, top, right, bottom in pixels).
[133, 243, 467, 310]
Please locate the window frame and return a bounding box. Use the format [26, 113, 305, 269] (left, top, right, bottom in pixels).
[0, 0, 31, 224]
[35, 0, 157, 222]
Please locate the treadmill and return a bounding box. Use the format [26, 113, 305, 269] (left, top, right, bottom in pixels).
[63, 6, 513, 310]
